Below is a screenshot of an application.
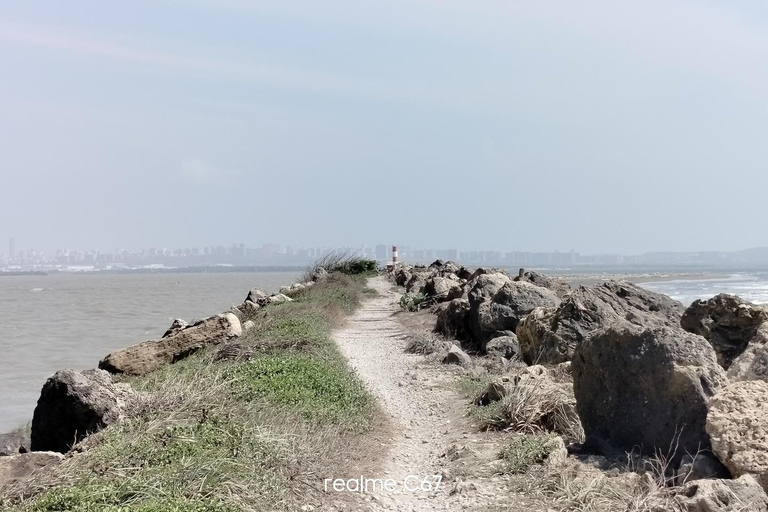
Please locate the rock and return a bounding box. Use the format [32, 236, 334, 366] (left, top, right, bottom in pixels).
[678, 475, 768, 512]
[311, 267, 328, 281]
[726, 324, 768, 383]
[393, 266, 412, 287]
[0, 433, 29, 456]
[517, 280, 685, 365]
[242, 320, 256, 332]
[428, 259, 445, 269]
[474, 380, 507, 405]
[707, 380, 768, 491]
[675, 453, 731, 485]
[572, 320, 727, 463]
[405, 271, 429, 294]
[245, 287, 268, 303]
[469, 275, 560, 348]
[263, 293, 293, 306]
[0, 452, 63, 490]
[239, 300, 261, 316]
[544, 436, 568, 467]
[100, 313, 242, 375]
[435, 299, 471, 340]
[31, 369, 134, 453]
[485, 335, 519, 359]
[162, 318, 189, 338]
[682, 294, 768, 369]
[514, 269, 571, 298]
[424, 276, 461, 302]
[443, 345, 471, 365]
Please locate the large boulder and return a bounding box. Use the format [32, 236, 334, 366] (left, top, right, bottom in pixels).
[443, 345, 471, 365]
[726, 323, 768, 382]
[679, 475, 768, 512]
[245, 287, 268, 303]
[0, 452, 63, 491]
[405, 271, 430, 294]
[435, 299, 471, 340]
[485, 335, 519, 359]
[707, 380, 768, 491]
[682, 294, 768, 369]
[100, 313, 241, 375]
[514, 269, 571, 298]
[31, 369, 134, 453]
[423, 276, 461, 302]
[0, 433, 29, 456]
[572, 321, 727, 462]
[517, 281, 685, 365]
[469, 275, 559, 348]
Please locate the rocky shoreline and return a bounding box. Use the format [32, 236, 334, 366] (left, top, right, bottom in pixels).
[388, 260, 768, 510]
[0, 273, 322, 490]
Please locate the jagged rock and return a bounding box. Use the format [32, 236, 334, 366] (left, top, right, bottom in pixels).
[682, 294, 768, 369]
[0, 452, 63, 490]
[100, 313, 242, 375]
[572, 320, 727, 462]
[469, 278, 560, 348]
[443, 345, 471, 365]
[678, 475, 768, 512]
[31, 369, 134, 453]
[245, 287, 268, 303]
[240, 300, 261, 316]
[435, 299, 471, 340]
[517, 281, 685, 365]
[424, 276, 461, 302]
[262, 293, 293, 306]
[429, 259, 445, 269]
[162, 318, 189, 338]
[0, 433, 29, 456]
[405, 271, 430, 294]
[708, 380, 768, 491]
[726, 323, 768, 382]
[311, 267, 328, 281]
[514, 269, 571, 298]
[485, 335, 519, 359]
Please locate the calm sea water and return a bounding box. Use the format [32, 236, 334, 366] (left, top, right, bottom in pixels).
[639, 272, 768, 306]
[0, 272, 299, 432]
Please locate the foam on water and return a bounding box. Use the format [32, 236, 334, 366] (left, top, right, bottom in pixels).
[639, 272, 768, 306]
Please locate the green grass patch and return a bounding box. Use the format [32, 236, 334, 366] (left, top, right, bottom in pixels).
[499, 434, 559, 474]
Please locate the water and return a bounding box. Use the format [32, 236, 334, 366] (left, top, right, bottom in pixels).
[0, 271, 299, 432]
[639, 272, 768, 306]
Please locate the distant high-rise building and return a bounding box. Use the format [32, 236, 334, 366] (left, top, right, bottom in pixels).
[8, 238, 15, 260]
[375, 244, 387, 262]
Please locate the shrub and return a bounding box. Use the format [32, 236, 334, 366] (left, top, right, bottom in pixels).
[499, 434, 559, 474]
[399, 292, 426, 312]
[302, 253, 378, 281]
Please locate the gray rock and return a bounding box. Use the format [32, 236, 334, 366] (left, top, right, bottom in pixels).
[707, 380, 768, 491]
[162, 318, 189, 338]
[262, 293, 293, 306]
[0, 452, 63, 491]
[100, 313, 242, 375]
[514, 269, 571, 298]
[678, 475, 768, 512]
[485, 335, 519, 359]
[0, 432, 29, 456]
[435, 299, 471, 340]
[675, 453, 731, 485]
[572, 320, 727, 463]
[682, 294, 768, 369]
[245, 287, 268, 303]
[443, 345, 471, 366]
[518, 280, 685, 365]
[726, 323, 768, 382]
[31, 369, 134, 453]
[424, 276, 462, 302]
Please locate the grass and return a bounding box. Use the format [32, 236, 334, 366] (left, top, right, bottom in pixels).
[301, 252, 378, 282]
[2, 272, 380, 512]
[499, 434, 560, 474]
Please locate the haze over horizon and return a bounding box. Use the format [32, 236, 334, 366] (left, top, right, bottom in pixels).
[2, 1, 768, 255]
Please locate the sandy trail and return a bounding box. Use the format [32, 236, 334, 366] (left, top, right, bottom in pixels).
[332, 277, 502, 512]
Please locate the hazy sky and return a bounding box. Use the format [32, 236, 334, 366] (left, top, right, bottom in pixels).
[2, 1, 768, 255]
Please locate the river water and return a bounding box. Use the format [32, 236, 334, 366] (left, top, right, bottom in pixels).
[0, 271, 299, 432]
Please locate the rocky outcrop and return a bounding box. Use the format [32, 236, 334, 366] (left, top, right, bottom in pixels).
[682, 294, 768, 369]
[443, 345, 471, 365]
[99, 313, 242, 375]
[31, 369, 134, 453]
[423, 276, 461, 302]
[707, 380, 768, 491]
[0, 433, 29, 456]
[0, 452, 63, 491]
[727, 324, 768, 382]
[679, 475, 768, 512]
[572, 321, 727, 462]
[469, 277, 560, 348]
[517, 280, 685, 365]
[514, 269, 571, 298]
[435, 299, 470, 340]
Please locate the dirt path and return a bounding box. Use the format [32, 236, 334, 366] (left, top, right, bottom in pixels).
[331, 277, 508, 512]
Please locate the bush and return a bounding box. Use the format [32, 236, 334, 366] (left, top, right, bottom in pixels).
[302, 253, 378, 281]
[499, 434, 559, 474]
[399, 292, 427, 312]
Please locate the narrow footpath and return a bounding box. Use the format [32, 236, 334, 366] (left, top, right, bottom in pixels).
[332, 277, 507, 512]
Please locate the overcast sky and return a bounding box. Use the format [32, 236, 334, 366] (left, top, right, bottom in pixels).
[1, 1, 767, 255]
